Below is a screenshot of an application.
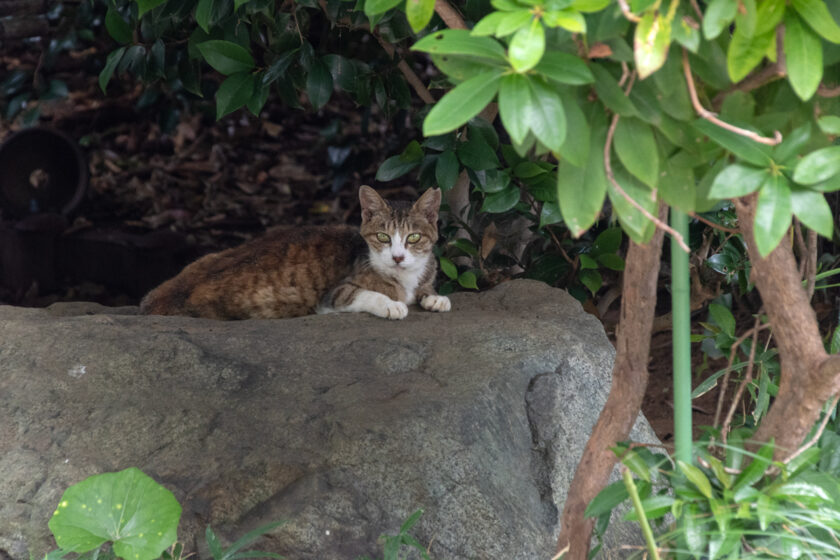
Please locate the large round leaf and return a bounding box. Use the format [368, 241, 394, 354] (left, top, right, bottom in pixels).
[49, 468, 181, 560]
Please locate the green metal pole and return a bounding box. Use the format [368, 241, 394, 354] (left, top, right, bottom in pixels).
[671, 208, 692, 465]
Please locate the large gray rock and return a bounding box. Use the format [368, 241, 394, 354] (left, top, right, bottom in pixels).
[0, 279, 657, 559]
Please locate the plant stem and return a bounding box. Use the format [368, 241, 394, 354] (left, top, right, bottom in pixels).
[622, 467, 661, 560]
[671, 208, 692, 465]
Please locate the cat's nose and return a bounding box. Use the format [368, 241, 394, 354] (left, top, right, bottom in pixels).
[393, 255, 405, 264]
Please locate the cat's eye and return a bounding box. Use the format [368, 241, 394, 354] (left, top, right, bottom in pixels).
[406, 233, 421, 244]
[376, 232, 391, 243]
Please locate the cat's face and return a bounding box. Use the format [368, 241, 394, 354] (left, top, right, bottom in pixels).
[358, 186, 440, 276]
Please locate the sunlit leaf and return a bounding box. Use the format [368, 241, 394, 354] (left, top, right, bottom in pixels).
[49, 468, 181, 560]
[793, 146, 840, 185]
[498, 73, 531, 145]
[708, 163, 767, 198]
[753, 173, 792, 257]
[412, 29, 507, 62]
[792, 0, 840, 43]
[509, 18, 546, 72]
[702, 0, 737, 39]
[406, 0, 435, 32]
[423, 71, 503, 136]
[785, 12, 823, 101]
[727, 27, 774, 83]
[525, 76, 566, 152]
[791, 188, 833, 239]
[634, 10, 671, 79]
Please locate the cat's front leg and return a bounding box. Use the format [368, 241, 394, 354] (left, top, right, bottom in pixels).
[338, 289, 408, 320]
[417, 283, 451, 313]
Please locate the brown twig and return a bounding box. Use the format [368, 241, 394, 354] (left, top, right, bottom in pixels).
[681, 49, 783, 146]
[713, 316, 769, 433]
[602, 69, 690, 253]
[783, 394, 840, 465]
[434, 0, 466, 29]
[374, 34, 435, 104]
[605, 115, 691, 253]
[720, 318, 769, 444]
[617, 0, 641, 22]
[818, 84, 840, 98]
[689, 212, 739, 234]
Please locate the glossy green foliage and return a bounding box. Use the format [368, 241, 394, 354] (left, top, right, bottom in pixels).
[592, 435, 840, 559]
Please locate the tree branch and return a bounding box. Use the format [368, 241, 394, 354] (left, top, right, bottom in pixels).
[556, 204, 668, 559]
[733, 194, 839, 456]
[434, 0, 466, 29]
[682, 49, 782, 146]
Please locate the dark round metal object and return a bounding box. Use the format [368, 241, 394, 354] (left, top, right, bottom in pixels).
[0, 127, 88, 220]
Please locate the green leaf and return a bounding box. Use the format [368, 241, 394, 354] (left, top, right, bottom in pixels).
[614, 117, 658, 188]
[791, 188, 833, 239]
[195, 0, 213, 33]
[543, 9, 586, 33]
[105, 7, 133, 44]
[831, 325, 840, 354]
[364, 0, 402, 17]
[793, 146, 840, 185]
[377, 141, 424, 181]
[412, 29, 507, 62]
[499, 74, 531, 145]
[496, 11, 533, 37]
[727, 27, 774, 83]
[471, 11, 507, 36]
[458, 270, 479, 289]
[525, 76, 566, 152]
[597, 253, 624, 271]
[609, 165, 656, 244]
[682, 504, 707, 557]
[457, 134, 499, 171]
[539, 201, 564, 228]
[534, 52, 594, 85]
[556, 92, 589, 167]
[774, 122, 813, 164]
[99, 46, 126, 93]
[579, 269, 602, 295]
[785, 12, 823, 101]
[509, 19, 546, 72]
[634, 10, 671, 79]
[753, 173, 792, 257]
[708, 163, 767, 198]
[702, 0, 737, 40]
[423, 71, 503, 136]
[246, 81, 269, 116]
[481, 185, 520, 213]
[306, 59, 333, 110]
[658, 154, 695, 213]
[756, 0, 786, 34]
[692, 119, 773, 167]
[48, 468, 181, 560]
[406, 0, 436, 32]
[585, 480, 630, 518]
[216, 72, 255, 119]
[791, 0, 840, 43]
[197, 40, 256, 75]
[709, 303, 735, 336]
[571, 0, 610, 11]
[817, 116, 840, 135]
[439, 256, 458, 279]
[557, 119, 608, 237]
[623, 495, 674, 520]
[579, 254, 598, 270]
[591, 64, 639, 117]
[435, 150, 460, 190]
[136, 0, 167, 18]
[678, 461, 713, 499]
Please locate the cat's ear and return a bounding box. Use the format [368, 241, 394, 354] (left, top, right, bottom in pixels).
[412, 188, 441, 224]
[359, 185, 388, 222]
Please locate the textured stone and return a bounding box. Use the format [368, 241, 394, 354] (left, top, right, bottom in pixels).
[0, 279, 658, 559]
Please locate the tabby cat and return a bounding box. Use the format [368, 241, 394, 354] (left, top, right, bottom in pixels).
[139, 186, 451, 320]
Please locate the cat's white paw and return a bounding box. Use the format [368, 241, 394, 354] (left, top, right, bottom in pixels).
[379, 299, 408, 320]
[420, 294, 451, 313]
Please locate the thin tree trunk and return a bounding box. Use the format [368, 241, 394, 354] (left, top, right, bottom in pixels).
[557, 205, 667, 558]
[734, 194, 840, 455]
